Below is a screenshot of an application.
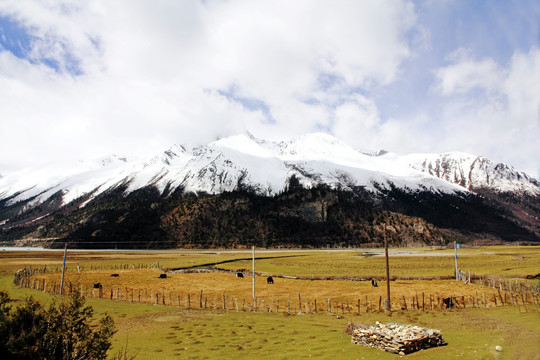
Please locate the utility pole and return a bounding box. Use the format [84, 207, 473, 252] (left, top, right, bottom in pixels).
[454, 241, 458, 281]
[252, 246, 255, 302]
[60, 243, 67, 295]
[384, 225, 391, 311]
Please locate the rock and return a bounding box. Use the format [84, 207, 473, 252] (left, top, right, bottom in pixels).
[495, 345, 503, 352]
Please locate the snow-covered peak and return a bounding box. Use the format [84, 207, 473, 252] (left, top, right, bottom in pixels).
[276, 133, 356, 161]
[0, 133, 537, 215]
[211, 134, 278, 159]
[401, 152, 539, 195]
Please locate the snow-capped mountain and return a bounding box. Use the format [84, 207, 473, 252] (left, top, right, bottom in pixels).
[0, 133, 537, 214]
[1, 133, 539, 248]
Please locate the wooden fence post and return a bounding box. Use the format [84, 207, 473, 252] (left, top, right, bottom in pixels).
[200, 290, 203, 308]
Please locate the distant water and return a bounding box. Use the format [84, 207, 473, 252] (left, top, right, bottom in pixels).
[0, 247, 154, 252]
[0, 247, 47, 251]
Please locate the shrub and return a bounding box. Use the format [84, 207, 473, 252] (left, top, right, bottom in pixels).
[0, 290, 115, 360]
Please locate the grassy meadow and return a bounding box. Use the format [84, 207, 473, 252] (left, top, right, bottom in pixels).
[1, 245, 539, 359]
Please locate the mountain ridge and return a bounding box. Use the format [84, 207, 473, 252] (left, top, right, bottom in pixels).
[0, 133, 538, 248]
[1, 133, 537, 208]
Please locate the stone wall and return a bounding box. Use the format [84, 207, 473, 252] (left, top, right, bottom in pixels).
[350, 321, 446, 355]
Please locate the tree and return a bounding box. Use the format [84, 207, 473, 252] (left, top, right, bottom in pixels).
[0, 290, 116, 360]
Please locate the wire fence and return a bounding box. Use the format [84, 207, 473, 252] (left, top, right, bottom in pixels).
[13, 266, 540, 314]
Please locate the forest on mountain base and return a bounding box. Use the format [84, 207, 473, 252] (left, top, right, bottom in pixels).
[1, 178, 537, 249]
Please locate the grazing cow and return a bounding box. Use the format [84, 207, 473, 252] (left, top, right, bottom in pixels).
[158, 274, 167, 279]
[236, 272, 244, 278]
[371, 279, 378, 287]
[110, 273, 119, 277]
[442, 297, 454, 309]
[267, 276, 274, 284]
[93, 283, 102, 289]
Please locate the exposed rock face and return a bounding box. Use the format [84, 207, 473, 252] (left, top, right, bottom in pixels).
[350, 321, 446, 355]
[406, 152, 538, 195]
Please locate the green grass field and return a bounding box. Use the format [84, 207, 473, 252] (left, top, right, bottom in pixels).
[1, 246, 539, 359]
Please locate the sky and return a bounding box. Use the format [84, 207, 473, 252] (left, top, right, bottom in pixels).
[0, 0, 539, 179]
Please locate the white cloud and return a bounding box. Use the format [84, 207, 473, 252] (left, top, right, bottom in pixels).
[0, 0, 419, 174]
[434, 48, 505, 95]
[332, 95, 381, 149]
[432, 47, 540, 177]
[2, 1, 536, 182]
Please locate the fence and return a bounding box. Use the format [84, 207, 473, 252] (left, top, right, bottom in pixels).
[13, 266, 540, 314]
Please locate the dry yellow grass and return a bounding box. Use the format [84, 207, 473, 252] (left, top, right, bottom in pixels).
[3, 246, 537, 312]
[33, 268, 503, 312]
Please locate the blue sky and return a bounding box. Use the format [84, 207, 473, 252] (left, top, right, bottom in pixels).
[0, 0, 538, 178]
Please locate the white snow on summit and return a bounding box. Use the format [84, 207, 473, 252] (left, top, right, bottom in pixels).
[0, 133, 537, 212]
[398, 152, 539, 195]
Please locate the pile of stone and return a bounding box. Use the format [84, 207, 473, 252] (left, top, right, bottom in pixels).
[350, 321, 446, 355]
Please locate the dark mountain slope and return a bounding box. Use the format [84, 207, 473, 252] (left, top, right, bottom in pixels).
[1, 183, 536, 249]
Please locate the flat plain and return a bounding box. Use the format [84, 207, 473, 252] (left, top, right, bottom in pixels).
[1, 245, 539, 359]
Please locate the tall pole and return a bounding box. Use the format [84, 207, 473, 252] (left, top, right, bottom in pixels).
[60, 243, 67, 295]
[252, 246, 255, 301]
[384, 225, 390, 311]
[454, 241, 458, 281]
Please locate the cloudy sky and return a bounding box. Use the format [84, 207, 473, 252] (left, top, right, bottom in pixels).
[0, 0, 539, 178]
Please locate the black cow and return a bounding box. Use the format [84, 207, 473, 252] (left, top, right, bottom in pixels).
[442, 297, 454, 309]
[158, 274, 167, 279]
[267, 276, 274, 284]
[236, 272, 244, 278]
[110, 273, 119, 277]
[371, 279, 378, 287]
[93, 283, 102, 289]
